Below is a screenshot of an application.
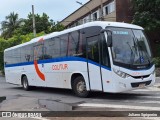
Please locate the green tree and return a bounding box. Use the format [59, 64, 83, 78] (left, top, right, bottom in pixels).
[132, 0, 160, 31]
[50, 21, 65, 32]
[15, 13, 65, 35]
[16, 13, 52, 35]
[0, 32, 45, 74]
[1, 12, 23, 39]
[0, 12, 65, 74]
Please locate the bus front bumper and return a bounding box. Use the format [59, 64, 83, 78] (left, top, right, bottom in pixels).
[111, 74, 155, 93]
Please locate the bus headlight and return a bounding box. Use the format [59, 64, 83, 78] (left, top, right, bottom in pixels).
[113, 68, 130, 78]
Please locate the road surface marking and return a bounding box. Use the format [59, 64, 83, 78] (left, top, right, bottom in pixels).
[139, 101, 160, 104]
[78, 103, 160, 111]
[142, 96, 160, 99]
[33, 117, 50, 120]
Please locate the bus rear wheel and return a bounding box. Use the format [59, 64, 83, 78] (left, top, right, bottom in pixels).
[72, 76, 89, 98]
[22, 76, 30, 91]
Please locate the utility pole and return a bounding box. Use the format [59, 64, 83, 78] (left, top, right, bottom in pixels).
[32, 5, 36, 37]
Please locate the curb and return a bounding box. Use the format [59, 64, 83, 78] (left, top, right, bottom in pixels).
[154, 83, 160, 89]
[154, 83, 160, 87]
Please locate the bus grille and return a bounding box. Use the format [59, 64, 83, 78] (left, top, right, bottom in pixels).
[131, 80, 152, 88]
[131, 75, 150, 79]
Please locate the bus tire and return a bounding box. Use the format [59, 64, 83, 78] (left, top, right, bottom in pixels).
[22, 76, 30, 91]
[72, 76, 89, 98]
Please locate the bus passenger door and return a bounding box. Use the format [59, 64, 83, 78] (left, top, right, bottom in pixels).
[100, 33, 112, 92]
[33, 43, 46, 87]
[86, 35, 102, 91]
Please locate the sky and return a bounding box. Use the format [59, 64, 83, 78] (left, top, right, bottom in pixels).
[0, 0, 89, 24]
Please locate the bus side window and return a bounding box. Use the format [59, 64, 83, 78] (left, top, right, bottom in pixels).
[44, 38, 60, 59]
[4, 51, 11, 65]
[11, 48, 21, 64]
[82, 26, 102, 59]
[21, 44, 33, 62]
[68, 31, 82, 56]
[60, 34, 68, 57]
[87, 36, 100, 63]
[34, 44, 43, 60]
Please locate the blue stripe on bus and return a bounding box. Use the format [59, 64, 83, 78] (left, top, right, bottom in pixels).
[5, 57, 111, 71]
[5, 61, 34, 67]
[87, 59, 111, 71]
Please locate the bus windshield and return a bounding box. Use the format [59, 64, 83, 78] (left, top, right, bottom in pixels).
[109, 27, 152, 69]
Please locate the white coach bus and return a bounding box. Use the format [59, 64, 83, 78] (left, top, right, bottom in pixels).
[4, 21, 155, 97]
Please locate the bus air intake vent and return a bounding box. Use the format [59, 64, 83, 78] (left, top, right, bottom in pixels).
[131, 80, 152, 88]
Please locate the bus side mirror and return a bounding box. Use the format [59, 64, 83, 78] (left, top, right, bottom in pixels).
[107, 31, 112, 47]
[100, 29, 112, 47]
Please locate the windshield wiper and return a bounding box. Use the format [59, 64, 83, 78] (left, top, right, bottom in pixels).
[126, 42, 135, 64]
[135, 37, 151, 65]
[139, 44, 151, 66]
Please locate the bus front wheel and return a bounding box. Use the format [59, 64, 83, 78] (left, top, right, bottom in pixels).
[22, 76, 30, 91]
[72, 76, 89, 98]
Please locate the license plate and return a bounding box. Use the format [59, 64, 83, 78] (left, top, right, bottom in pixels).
[138, 83, 145, 88]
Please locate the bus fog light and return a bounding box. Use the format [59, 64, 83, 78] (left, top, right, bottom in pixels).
[119, 82, 126, 88]
[113, 68, 130, 78]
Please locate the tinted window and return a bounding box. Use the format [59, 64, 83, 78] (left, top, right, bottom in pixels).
[34, 43, 44, 60]
[5, 48, 21, 64]
[82, 26, 101, 37]
[68, 31, 78, 56]
[87, 35, 100, 63]
[68, 31, 84, 56]
[21, 44, 34, 62]
[81, 26, 102, 59]
[4, 50, 12, 65]
[44, 38, 60, 59]
[60, 34, 68, 57]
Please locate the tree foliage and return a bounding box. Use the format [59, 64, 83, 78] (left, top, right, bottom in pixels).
[51, 21, 65, 32]
[1, 12, 65, 38]
[1, 12, 24, 39]
[0, 12, 65, 73]
[16, 13, 52, 35]
[0, 32, 45, 73]
[15, 13, 65, 35]
[132, 0, 160, 31]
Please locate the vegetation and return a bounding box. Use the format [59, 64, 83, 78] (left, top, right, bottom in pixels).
[14, 13, 64, 35]
[132, 0, 160, 31]
[0, 32, 45, 74]
[0, 12, 65, 73]
[153, 57, 160, 67]
[132, 0, 160, 64]
[156, 44, 160, 57]
[1, 12, 24, 39]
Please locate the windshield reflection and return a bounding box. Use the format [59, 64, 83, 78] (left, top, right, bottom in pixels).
[110, 27, 152, 68]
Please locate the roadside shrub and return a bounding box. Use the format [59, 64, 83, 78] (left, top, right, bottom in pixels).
[153, 57, 160, 67]
[0, 32, 45, 75]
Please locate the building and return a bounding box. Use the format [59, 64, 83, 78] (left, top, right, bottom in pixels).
[60, 0, 133, 28]
[60, 0, 159, 57]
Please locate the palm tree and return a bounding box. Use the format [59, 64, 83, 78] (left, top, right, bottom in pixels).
[1, 12, 23, 39]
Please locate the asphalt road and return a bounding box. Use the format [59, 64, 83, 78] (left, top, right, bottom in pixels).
[0, 76, 160, 120]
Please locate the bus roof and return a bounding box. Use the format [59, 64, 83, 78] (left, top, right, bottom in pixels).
[4, 21, 143, 52]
